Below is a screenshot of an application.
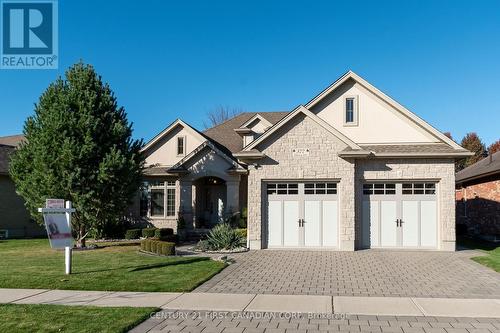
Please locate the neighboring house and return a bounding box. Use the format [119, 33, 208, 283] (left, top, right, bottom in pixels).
[456, 151, 500, 240]
[0, 135, 45, 238]
[136, 70, 472, 251]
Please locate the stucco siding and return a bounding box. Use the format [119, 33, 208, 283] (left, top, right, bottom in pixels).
[355, 158, 456, 250]
[310, 79, 438, 144]
[247, 114, 356, 250]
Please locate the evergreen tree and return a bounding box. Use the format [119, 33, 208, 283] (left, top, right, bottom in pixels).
[10, 62, 144, 247]
[456, 132, 486, 171]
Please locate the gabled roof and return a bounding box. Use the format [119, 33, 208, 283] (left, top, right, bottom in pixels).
[456, 151, 500, 184]
[238, 114, 273, 130]
[305, 70, 466, 151]
[141, 119, 206, 153]
[203, 112, 288, 153]
[168, 140, 245, 173]
[0, 134, 25, 148]
[242, 105, 364, 152]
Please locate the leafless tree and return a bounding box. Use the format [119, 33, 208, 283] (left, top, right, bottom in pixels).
[204, 106, 244, 129]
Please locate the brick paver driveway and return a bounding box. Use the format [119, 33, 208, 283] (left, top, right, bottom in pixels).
[195, 249, 500, 298]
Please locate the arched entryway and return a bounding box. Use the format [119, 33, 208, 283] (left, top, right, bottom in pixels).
[193, 176, 227, 228]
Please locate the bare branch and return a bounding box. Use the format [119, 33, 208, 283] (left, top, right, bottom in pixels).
[204, 106, 244, 129]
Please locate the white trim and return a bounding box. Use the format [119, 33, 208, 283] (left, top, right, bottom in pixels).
[239, 114, 272, 130]
[243, 105, 362, 151]
[305, 70, 466, 151]
[141, 119, 205, 153]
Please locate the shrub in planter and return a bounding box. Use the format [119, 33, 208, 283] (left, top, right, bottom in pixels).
[125, 229, 141, 240]
[204, 223, 245, 251]
[142, 227, 157, 238]
[154, 228, 173, 239]
[150, 240, 158, 253]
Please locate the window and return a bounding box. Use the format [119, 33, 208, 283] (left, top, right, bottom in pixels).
[177, 136, 185, 155]
[305, 183, 337, 195]
[151, 189, 164, 216]
[363, 183, 396, 195]
[344, 96, 358, 125]
[402, 183, 435, 195]
[267, 183, 298, 195]
[166, 182, 176, 216]
[141, 180, 177, 217]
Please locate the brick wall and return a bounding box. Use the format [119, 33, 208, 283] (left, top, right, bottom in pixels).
[247, 114, 355, 250]
[456, 178, 500, 237]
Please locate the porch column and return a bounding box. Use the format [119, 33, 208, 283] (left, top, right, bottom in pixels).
[179, 180, 194, 228]
[226, 179, 240, 216]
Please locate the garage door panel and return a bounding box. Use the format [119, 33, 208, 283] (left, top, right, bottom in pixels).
[420, 201, 437, 247]
[363, 200, 379, 247]
[283, 201, 299, 247]
[380, 201, 397, 247]
[402, 201, 419, 247]
[322, 200, 338, 247]
[304, 200, 321, 247]
[268, 201, 282, 247]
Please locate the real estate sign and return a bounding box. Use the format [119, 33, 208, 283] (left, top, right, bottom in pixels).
[40, 199, 73, 249]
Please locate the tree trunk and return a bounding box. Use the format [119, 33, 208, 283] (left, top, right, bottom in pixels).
[76, 225, 86, 248]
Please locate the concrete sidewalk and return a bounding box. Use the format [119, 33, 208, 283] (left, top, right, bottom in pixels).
[1, 289, 499, 318]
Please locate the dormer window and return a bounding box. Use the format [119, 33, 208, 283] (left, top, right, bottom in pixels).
[177, 136, 185, 155]
[344, 96, 358, 126]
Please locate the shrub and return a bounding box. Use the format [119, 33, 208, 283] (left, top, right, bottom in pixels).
[154, 228, 173, 239]
[235, 228, 247, 239]
[142, 228, 157, 238]
[204, 223, 245, 251]
[125, 229, 141, 240]
[140, 239, 175, 256]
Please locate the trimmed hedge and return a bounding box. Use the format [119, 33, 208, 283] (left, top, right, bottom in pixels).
[125, 229, 141, 240]
[142, 227, 157, 238]
[140, 239, 175, 256]
[154, 228, 173, 238]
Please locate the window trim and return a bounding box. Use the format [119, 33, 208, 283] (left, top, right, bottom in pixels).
[140, 180, 177, 219]
[344, 95, 359, 126]
[176, 136, 186, 156]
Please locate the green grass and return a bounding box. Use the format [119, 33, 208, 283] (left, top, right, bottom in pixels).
[0, 304, 157, 333]
[0, 239, 226, 291]
[458, 237, 500, 272]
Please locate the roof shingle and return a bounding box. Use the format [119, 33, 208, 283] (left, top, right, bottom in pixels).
[456, 151, 500, 183]
[203, 112, 288, 153]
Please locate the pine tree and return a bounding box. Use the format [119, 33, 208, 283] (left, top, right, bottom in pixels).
[456, 132, 486, 171]
[10, 62, 144, 247]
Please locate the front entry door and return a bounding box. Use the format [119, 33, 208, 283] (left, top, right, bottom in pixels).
[267, 182, 338, 248]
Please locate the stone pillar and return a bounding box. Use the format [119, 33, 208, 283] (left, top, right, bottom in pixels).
[226, 178, 240, 216]
[179, 180, 193, 228]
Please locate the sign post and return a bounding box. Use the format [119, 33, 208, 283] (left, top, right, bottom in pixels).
[38, 199, 75, 275]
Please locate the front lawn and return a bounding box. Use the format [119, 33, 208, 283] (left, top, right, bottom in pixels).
[0, 304, 157, 333]
[458, 237, 500, 272]
[0, 239, 225, 291]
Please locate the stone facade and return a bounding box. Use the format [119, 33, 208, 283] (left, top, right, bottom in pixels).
[456, 177, 500, 238]
[247, 114, 356, 250]
[246, 113, 457, 251]
[355, 159, 457, 251]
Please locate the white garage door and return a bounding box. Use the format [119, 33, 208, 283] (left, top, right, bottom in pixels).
[362, 182, 437, 249]
[266, 182, 338, 248]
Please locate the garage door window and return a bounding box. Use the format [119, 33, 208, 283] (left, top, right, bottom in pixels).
[267, 183, 298, 195]
[363, 183, 396, 195]
[402, 183, 436, 195]
[304, 182, 337, 194]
